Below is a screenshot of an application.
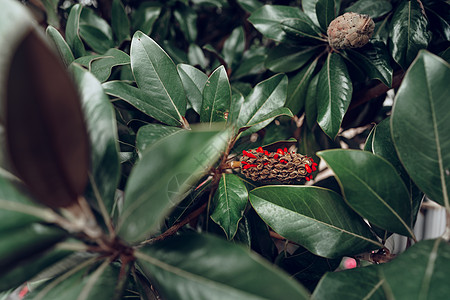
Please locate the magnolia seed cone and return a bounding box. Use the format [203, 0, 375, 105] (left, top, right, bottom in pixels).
[240, 149, 315, 183]
[327, 12, 375, 50]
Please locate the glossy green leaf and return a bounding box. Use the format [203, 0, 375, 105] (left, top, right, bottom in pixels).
[177, 64, 208, 114]
[345, 41, 393, 87]
[136, 124, 184, 155]
[118, 129, 231, 243]
[391, 51, 450, 210]
[265, 45, 319, 73]
[79, 25, 114, 54]
[223, 26, 245, 70]
[200, 66, 231, 125]
[250, 186, 382, 258]
[316, 53, 353, 139]
[390, 0, 431, 69]
[211, 174, 248, 240]
[130, 31, 187, 123]
[70, 65, 120, 214]
[304, 72, 319, 128]
[236, 0, 263, 13]
[65, 4, 86, 58]
[276, 246, 341, 292]
[131, 3, 161, 35]
[280, 18, 325, 42]
[188, 43, 208, 69]
[318, 149, 415, 237]
[102, 81, 183, 127]
[174, 5, 197, 42]
[80, 7, 113, 41]
[425, 1, 450, 41]
[26, 260, 124, 300]
[345, 0, 392, 19]
[90, 49, 130, 82]
[46, 25, 75, 67]
[380, 238, 450, 300]
[0, 223, 66, 273]
[286, 58, 318, 115]
[136, 233, 310, 299]
[41, 0, 60, 28]
[6, 29, 89, 209]
[316, 0, 336, 30]
[248, 5, 305, 42]
[111, 0, 131, 44]
[236, 74, 288, 132]
[228, 93, 245, 127]
[312, 265, 385, 300]
[0, 245, 73, 292]
[302, 0, 320, 27]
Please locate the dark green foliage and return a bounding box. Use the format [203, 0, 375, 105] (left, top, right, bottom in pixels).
[0, 0, 450, 299]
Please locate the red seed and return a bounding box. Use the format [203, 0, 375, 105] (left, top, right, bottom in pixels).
[249, 164, 258, 168]
[264, 150, 269, 156]
[284, 147, 288, 153]
[243, 150, 256, 158]
[277, 148, 284, 155]
[305, 164, 312, 173]
[310, 158, 314, 162]
[243, 165, 251, 169]
[312, 165, 317, 171]
[312, 162, 318, 167]
[280, 160, 287, 164]
[241, 161, 248, 165]
[257, 147, 264, 153]
[273, 154, 279, 160]
[305, 176, 310, 181]
[264, 162, 269, 165]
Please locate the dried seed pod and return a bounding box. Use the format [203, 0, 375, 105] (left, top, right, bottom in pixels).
[327, 12, 375, 50]
[239, 147, 317, 183]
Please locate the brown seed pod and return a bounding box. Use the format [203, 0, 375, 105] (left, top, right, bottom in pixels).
[327, 12, 375, 50]
[239, 147, 317, 183]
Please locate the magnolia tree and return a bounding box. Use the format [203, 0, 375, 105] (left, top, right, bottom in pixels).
[0, 0, 449, 299]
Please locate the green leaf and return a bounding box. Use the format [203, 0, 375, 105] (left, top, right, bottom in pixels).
[131, 3, 161, 35]
[302, 0, 320, 27]
[304, 72, 319, 128]
[65, 4, 86, 58]
[316, 53, 353, 139]
[316, 0, 336, 30]
[118, 129, 231, 243]
[177, 64, 208, 114]
[0, 245, 73, 292]
[188, 43, 208, 69]
[90, 49, 130, 82]
[41, 0, 60, 28]
[111, 0, 131, 44]
[390, 0, 431, 69]
[26, 260, 125, 300]
[344, 41, 393, 87]
[391, 51, 450, 210]
[265, 45, 319, 73]
[46, 25, 75, 67]
[236, 0, 263, 13]
[250, 186, 382, 258]
[223, 26, 245, 70]
[79, 25, 114, 54]
[236, 74, 288, 132]
[211, 174, 248, 240]
[102, 81, 183, 127]
[280, 18, 325, 42]
[345, 0, 392, 19]
[136, 124, 184, 155]
[136, 233, 310, 299]
[232, 47, 268, 79]
[6, 29, 89, 208]
[286, 58, 318, 115]
[200, 65, 231, 125]
[173, 5, 197, 42]
[318, 149, 415, 238]
[130, 31, 187, 123]
[312, 264, 385, 300]
[70, 64, 120, 214]
[380, 238, 450, 300]
[248, 5, 305, 42]
[80, 7, 113, 41]
[0, 223, 66, 273]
